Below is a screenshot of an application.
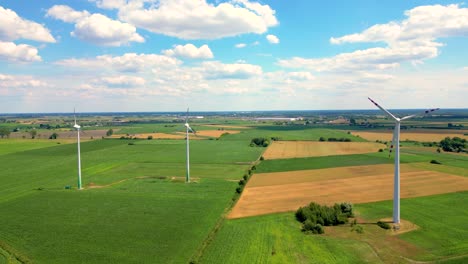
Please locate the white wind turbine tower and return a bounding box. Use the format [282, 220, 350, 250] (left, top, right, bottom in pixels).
[368, 98, 439, 224]
[73, 108, 82, 190]
[184, 108, 195, 183]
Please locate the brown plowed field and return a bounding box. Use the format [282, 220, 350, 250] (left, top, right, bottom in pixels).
[229, 165, 468, 219]
[262, 141, 385, 159]
[351, 131, 467, 142]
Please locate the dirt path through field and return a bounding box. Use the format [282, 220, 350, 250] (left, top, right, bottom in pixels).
[229, 166, 468, 218]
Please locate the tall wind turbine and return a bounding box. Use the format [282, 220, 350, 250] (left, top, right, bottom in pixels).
[73, 108, 82, 190]
[184, 108, 195, 183]
[368, 98, 439, 224]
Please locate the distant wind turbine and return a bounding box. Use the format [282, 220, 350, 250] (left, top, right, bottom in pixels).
[184, 108, 195, 183]
[73, 108, 82, 190]
[368, 97, 439, 224]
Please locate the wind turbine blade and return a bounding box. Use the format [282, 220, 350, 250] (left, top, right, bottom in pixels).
[368, 97, 398, 121]
[400, 108, 440, 121]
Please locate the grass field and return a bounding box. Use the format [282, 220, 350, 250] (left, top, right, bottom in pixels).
[262, 141, 385, 159]
[0, 139, 64, 156]
[356, 192, 468, 261]
[200, 213, 381, 264]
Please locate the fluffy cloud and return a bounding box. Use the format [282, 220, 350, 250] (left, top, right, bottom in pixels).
[0, 74, 49, 89]
[117, 0, 278, 39]
[280, 4, 468, 73]
[331, 4, 468, 45]
[93, 75, 146, 88]
[56, 53, 181, 72]
[47, 5, 144, 46]
[277, 45, 439, 72]
[201, 61, 262, 79]
[287, 71, 314, 81]
[0, 6, 55, 43]
[235, 43, 247, 48]
[89, 0, 126, 10]
[0, 42, 41, 62]
[163, 44, 213, 59]
[46, 5, 90, 23]
[266, 34, 279, 44]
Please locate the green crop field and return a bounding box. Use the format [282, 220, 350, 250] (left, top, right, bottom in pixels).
[221, 126, 365, 142]
[200, 213, 381, 264]
[0, 137, 263, 263]
[0, 139, 63, 156]
[357, 192, 468, 262]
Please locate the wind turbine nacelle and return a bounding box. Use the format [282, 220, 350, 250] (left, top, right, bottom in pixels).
[74, 124, 81, 129]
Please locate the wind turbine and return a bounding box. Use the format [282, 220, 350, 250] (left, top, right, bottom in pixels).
[368, 97, 439, 224]
[184, 108, 195, 183]
[73, 108, 82, 190]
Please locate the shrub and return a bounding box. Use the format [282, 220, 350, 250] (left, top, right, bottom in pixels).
[377, 221, 391, 229]
[378, 149, 383, 152]
[147, 135, 153, 140]
[319, 137, 326, 142]
[236, 187, 243, 194]
[243, 175, 248, 181]
[128, 142, 135, 145]
[250, 137, 270, 147]
[296, 202, 353, 234]
[259, 156, 264, 161]
[430, 159, 441, 164]
[238, 179, 246, 186]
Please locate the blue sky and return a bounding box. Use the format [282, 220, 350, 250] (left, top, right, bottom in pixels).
[0, 0, 467, 113]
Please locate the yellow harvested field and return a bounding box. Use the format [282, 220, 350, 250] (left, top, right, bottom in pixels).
[229, 164, 468, 219]
[351, 131, 467, 142]
[112, 133, 185, 139]
[262, 141, 385, 159]
[193, 130, 240, 137]
[248, 164, 420, 187]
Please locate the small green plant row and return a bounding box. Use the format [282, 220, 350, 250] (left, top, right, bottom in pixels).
[295, 202, 354, 234]
[235, 165, 256, 194]
[319, 137, 351, 142]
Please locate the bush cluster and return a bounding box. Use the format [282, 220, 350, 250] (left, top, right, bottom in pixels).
[319, 137, 351, 142]
[439, 137, 466, 153]
[376, 221, 391, 229]
[250, 137, 270, 147]
[295, 202, 354, 234]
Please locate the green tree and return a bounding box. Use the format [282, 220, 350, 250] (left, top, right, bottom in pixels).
[49, 133, 58, 139]
[106, 128, 114, 136]
[30, 130, 37, 139]
[0, 127, 11, 138]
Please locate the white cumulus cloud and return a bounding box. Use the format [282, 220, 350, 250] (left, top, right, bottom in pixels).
[56, 53, 181, 72]
[93, 75, 146, 88]
[201, 61, 262, 79]
[266, 34, 279, 44]
[89, 0, 127, 10]
[47, 5, 144, 46]
[0, 6, 55, 43]
[117, 0, 278, 39]
[0, 42, 41, 62]
[287, 71, 314, 81]
[163, 44, 213, 59]
[235, 43, 247, 48]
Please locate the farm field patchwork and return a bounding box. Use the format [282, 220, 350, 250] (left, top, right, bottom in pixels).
[351, 130, 468, 142]
[262, 141, 385, 159]
[229, 164, 468, 218]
